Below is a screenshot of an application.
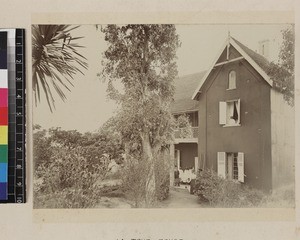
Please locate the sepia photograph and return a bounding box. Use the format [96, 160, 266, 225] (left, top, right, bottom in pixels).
[32, 24, 295, 209]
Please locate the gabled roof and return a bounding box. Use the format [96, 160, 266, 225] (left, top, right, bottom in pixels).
[192, 36, 273, 100]
[171, 72, 206, 113]
[232, 37, 271, 76]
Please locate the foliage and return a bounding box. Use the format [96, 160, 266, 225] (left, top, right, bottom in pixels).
[194, 169, 264, 207]
[34, 146, 106, 208]
[121, 148, 171, 207]
[100, 184, 125, 198]
[267, 26, 294, 106]
[97, 116, 125, 164]
[174, 114, 193, 138]
[101, 24, 180, 206]
[259, 184, 295, 208]
[33, 124, 52, 170]
[33, 125, 124, 208]
[101, 24, 180, 147]
[34, 122, 124, 168]
[121, 156, 149, 207]
[32, 25, 88, 111]
[154, 150, 171, 201]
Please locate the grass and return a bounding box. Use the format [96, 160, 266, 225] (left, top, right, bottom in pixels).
[259, 184, 295, 208]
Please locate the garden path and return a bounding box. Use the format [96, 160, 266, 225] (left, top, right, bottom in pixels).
[159, 186, 203, 208]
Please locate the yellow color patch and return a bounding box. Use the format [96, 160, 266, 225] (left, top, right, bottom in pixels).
[0, 126, 8, 144]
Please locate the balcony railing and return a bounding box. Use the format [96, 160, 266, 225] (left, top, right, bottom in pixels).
[174, 127, 198, 139]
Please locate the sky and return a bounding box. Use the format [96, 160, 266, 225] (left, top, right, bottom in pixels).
[33, 24, 290, 133]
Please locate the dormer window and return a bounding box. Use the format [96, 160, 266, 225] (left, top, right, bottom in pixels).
[228, 70, 236, 90]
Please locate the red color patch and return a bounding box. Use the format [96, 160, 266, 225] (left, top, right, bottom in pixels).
[0, 89, 8, 107]
[0, 107, 8, 125]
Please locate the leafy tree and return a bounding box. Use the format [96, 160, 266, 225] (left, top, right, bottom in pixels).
[97, 116, 124, 164]
[268, 25, 294, 106]
[33, 124, 53, 171]
[174, 114, 193, 138]
[48, 127, 83, 149]
[101, 25, 180, 206]
[32, 25, 88, 111]
[33, 126, 114, 208]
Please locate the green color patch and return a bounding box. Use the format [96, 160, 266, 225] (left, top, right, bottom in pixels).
[0, 145, 8, 163]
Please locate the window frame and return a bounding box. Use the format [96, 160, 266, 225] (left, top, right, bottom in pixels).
[219, 99, 241, 127]
[217, 152, 245, 183]
[226, 152, 238, 180]
[227, 70, 237, 90]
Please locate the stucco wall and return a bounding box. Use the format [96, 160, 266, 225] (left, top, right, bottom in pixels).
[198, 59, 272, 190]
[270, 89, 295, 189]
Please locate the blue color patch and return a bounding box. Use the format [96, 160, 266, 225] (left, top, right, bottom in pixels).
[0, 182, 7, 200]
[0, 163, 7, 182]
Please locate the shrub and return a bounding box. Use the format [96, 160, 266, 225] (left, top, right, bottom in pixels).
[194, 169, 264, 207]
[34, 146, 108, 208]
[121, 150, 171, 207]
[121, 156, 149, 207]
[259, 184, 295, 207]
[154, 150, 171, 201]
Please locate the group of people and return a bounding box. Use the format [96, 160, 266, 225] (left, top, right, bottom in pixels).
[174, 167, 196, 186]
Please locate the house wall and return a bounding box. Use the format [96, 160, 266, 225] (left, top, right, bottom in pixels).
[175, 143, 198, 170]
[270, 89, 295, 189]
[198, 59, 272, 190]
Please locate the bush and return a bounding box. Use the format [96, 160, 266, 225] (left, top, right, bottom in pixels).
[34, 146, 108, 208]
[121, 156, 149, 207]
[121, 150, 171, 207]
[194, 169, 264, 207]
[259, 184, 295, 207]
[154, 151, 170, 201]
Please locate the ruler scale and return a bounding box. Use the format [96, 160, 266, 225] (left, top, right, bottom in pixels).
[0, 29, 25, 203]
[15, 29, 26, 203]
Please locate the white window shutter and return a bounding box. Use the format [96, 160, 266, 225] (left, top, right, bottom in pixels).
[237, 152, 244, 182]
[194, 157, 199, 172]
[217, 152, 226, 178]
[219, 102, 226, 125]
[237, 99, 241, 124]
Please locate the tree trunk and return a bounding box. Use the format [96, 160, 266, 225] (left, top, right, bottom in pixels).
[141, 133, 156, 207]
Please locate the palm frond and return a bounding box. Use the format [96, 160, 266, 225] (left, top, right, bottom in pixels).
[32, 25, 88, 111]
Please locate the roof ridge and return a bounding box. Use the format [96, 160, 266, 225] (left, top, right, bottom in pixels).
[230, 36, 271, 64]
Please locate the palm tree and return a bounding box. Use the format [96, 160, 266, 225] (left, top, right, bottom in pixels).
[32, 25, 88, 111]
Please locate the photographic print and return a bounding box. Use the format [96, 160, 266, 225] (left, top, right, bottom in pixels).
[32, 24, 295, 209]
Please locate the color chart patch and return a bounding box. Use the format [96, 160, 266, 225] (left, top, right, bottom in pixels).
[0, 32, 8, 200]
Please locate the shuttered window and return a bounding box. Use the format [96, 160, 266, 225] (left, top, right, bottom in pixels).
[217, 151, 245, 183]
[219, 99, 240, 126]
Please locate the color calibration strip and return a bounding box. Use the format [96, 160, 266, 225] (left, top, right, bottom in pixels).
[0, 29, 26, 203]
[7, 29, 17, 202]
[0, 32, 8, 200]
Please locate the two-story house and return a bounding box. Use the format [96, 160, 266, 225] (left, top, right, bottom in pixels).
[190, 36, 294, 190]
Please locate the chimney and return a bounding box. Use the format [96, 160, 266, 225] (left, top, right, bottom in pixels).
[258, 40, 270, 60]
